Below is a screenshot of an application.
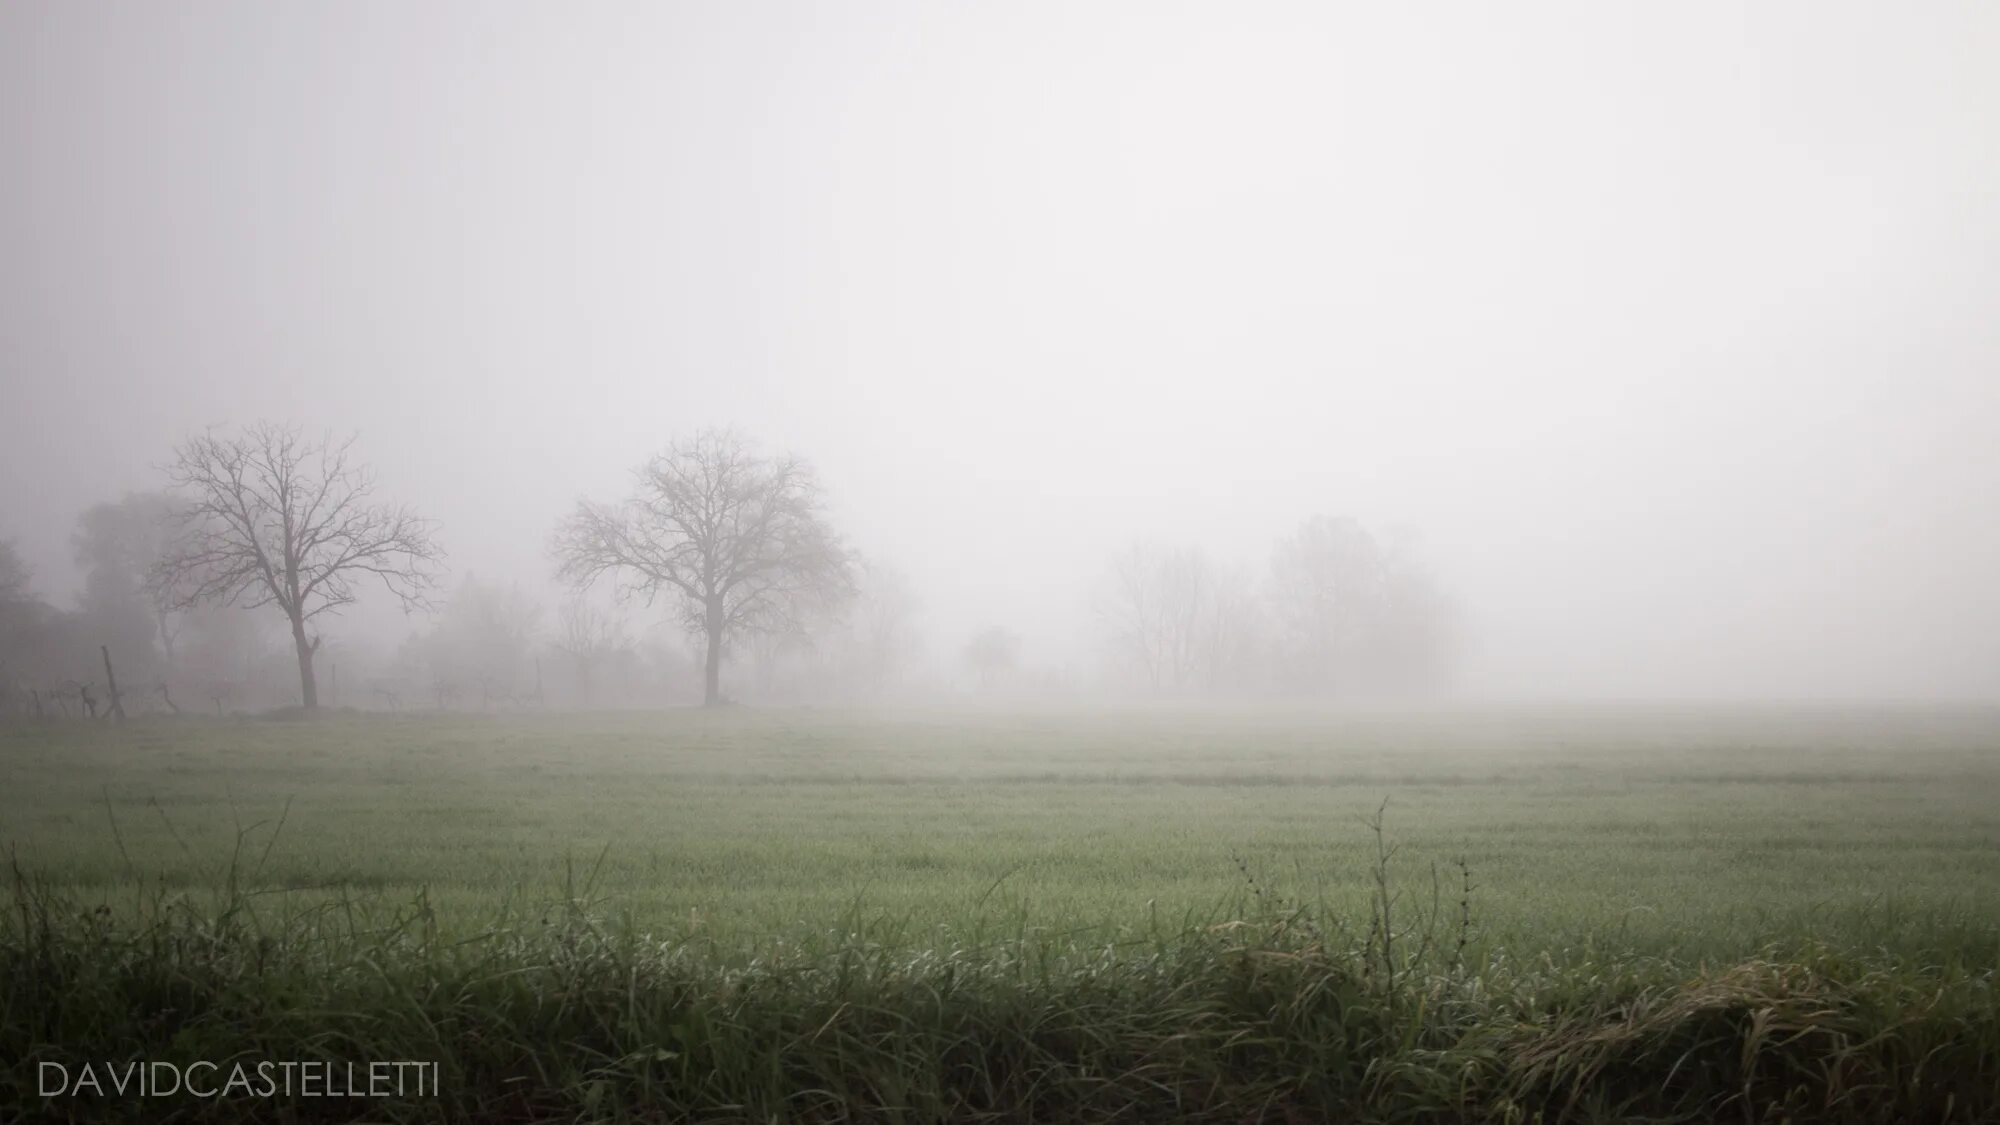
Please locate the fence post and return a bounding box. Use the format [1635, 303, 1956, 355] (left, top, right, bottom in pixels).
[100, 646, 127, 722]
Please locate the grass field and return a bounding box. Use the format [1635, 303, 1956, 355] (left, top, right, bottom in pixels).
[5, 705, 1999, 1121]
[7, 705, 1999, 956]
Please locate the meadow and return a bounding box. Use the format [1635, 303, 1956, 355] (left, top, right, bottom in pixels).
[4, 705, 1999, 1121]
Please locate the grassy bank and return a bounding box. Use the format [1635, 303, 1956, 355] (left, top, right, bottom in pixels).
[3, 707, 1998, 1120]
[5, 857, 1997, 1123]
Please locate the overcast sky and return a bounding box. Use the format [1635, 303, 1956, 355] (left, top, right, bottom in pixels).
[3, 1, 1996, 699]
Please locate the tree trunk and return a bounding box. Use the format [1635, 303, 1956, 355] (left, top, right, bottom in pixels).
[156, 609, 177, 667]
[702, 599, 724, 707]
[291, 616, 319, 710]
[101, 645, 127, 722]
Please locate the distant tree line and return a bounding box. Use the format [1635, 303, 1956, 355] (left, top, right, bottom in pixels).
[0, 420, 1459, 717]
[1095, 517, 1458, 699]
[0, 494, 285, 718]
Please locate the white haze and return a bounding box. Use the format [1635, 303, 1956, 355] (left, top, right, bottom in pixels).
[2, 1, 1997, 700]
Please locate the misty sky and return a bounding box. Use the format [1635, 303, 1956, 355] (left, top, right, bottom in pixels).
[3, 2, 1997, 699]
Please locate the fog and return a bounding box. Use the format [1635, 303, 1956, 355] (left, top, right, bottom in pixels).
[3, 2, 1997, 703]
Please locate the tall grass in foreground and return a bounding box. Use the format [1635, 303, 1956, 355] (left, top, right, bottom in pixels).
[3, 822, 1997, 1124]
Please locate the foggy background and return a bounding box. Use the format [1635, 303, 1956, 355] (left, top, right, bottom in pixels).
[3, 1, 1996, 701]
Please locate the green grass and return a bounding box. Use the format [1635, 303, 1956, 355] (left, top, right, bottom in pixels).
[6, 705, 1999, 958]
[3, 705, 1998, 1121]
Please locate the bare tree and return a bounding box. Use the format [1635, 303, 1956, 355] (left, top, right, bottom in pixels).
[1099, 543, 1213, 694]
[1099, 544, 1267, 697]
[1369, 525, 1460, 695]
[1264, 516, 1455, 697]
[1268, 515, 1384, 696]
[73, 491, 184, 678]
[963, 626, 1020, 690]
[1197, 563, 1264, 694]
[733, 557, 919, 702]
[553, 595, 629, 703]
[2, 541, 92, 700]
[0, 542, 39, 699]
[409, 575, 542, 706]
[151, 423, 442, 711]
[0, 539, 29, 606]
[552, 430, 853, 707]
[841, 560, 922, 695]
